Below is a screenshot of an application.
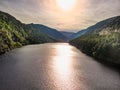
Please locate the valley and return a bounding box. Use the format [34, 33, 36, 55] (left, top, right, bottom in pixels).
[0, 11, 120, 66]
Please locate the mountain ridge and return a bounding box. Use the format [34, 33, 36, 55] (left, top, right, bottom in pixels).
[70, 16, 120, 65]
[70, 16, 120, 40]
[25, 23, 67, 41]
[0, 11, 65, 54]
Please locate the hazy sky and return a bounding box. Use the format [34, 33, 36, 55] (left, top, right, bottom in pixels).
[0, 0, 120, 32]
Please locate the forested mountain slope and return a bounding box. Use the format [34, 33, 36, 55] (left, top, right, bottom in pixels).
[25, 24, 66, 42]
[0, 11, 59, 54]
[70, 16, 120, 65]
[0, 11, 28, 54]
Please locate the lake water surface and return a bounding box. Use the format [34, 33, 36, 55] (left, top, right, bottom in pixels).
[0, 43, 120, 90]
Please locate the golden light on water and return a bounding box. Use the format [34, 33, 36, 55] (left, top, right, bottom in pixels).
[56, 0, 76, 11]
[50, 44, 86, 89]
[52, 44, 74, 88]
[53, 45, 72, 73]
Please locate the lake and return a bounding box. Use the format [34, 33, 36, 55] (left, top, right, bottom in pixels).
[0, 43, 120, 90]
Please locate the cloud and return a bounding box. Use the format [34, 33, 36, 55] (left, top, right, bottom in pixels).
[0, 0, 120, 32]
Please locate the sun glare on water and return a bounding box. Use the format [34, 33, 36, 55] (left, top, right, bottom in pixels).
[56, 0, 76, 11]
[53, 44, 73, 74]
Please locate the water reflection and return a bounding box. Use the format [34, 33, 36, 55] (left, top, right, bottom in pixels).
[1, 43, 119, 90]
[53, 44, 73, 74]
[51, 44, 82, 89]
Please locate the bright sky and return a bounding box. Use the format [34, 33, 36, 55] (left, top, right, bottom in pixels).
[0, 0, 120, 32]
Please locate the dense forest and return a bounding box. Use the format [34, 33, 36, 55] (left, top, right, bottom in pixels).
[0, 11, 62, 54]
[70, 16, 120, 65]
[0, 11, 28, 54]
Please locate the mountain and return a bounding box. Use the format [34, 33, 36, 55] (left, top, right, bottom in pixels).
[84, 16, 120, 34]
[26, 24, 66, 42]
[0, 11, 59, 54]
[69, 30, 88, 40]
[60, 31, 74, 40]
[69, 17, 119, 40]
[70, 16, 120, 65]
[24, 24, 58, 44]
[0, 11, 28, 54]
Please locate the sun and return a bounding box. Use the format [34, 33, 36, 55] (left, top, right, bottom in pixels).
[56, 0, 76, 11]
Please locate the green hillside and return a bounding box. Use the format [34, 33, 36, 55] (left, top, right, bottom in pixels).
[70, 16, 120, 65]
[25, 24, 66, 41]
[0, 11, 58, 54]
[24, 24, 57, 44]
[0, 11, 28, 54]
